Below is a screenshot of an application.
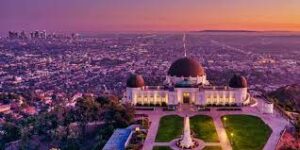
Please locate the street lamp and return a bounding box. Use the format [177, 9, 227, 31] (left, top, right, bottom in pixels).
[230, 132, 234, 145]
[223, 117, 227, 128]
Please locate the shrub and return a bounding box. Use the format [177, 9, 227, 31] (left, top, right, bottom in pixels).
[231, 103, 238, 107]
[198, 108, 210, 111]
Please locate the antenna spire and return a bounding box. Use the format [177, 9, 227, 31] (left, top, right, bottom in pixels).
[183, 33, 187, 57]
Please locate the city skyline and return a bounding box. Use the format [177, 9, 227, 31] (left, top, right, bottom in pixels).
[1, 0, 300, 34]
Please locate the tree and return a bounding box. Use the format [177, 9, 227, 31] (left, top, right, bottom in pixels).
[93, 124, 114, 150]
[61, 138, 80, 150]
[2, 122, 21, 143]
[95, 96, 110, 106]
[74, 96, 102, 137]
[103, 102, 134, 128]
[1, 94, 135, 150]
[63, 108, 76, 140]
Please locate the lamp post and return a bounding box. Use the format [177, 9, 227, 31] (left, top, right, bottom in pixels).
[223, 117, 227, 128]
[230, 132, 234, 145]
[223, 117, 227, 121]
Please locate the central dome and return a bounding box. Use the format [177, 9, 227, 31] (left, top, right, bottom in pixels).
[168, 57, 205, 77]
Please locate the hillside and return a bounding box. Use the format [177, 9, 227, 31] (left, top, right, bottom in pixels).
[268, 84, 300, 112]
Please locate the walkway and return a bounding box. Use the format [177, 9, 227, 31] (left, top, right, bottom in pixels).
[143, 112, 162, 150]
[212, 112, 232, 150]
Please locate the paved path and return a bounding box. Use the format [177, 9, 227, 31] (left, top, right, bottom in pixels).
[205, 143, 221, 146]
[143, 113, 161, 150]
[154, 142, 220, 147]
[154, 142, 171, 146]
[212, 112, 232, 150]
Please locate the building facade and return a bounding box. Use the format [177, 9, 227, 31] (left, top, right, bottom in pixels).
[124, 57, 250, 107]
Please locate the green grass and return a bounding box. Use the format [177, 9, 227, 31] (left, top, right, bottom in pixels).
[203, 146, 222, 150]
[190, 115, 219, 142]
[221, 115, 272, 150]
[152, 146, 172, 150]
[155, 115, 183, 142]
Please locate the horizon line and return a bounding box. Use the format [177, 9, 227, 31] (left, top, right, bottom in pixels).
[1, 29, 300, 36]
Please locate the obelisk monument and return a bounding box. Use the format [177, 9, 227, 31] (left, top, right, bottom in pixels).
[180, 115, 194, 148]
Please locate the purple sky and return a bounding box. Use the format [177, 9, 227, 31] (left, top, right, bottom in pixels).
[1, 0, 300, 33]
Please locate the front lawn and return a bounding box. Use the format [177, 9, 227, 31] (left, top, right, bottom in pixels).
[203, 146, 222, 150]
[155, 115, 183, 142]
[221, 115, 272, 150]
[190, 115, 219, 142]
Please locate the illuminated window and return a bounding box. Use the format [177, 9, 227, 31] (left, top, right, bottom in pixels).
[183, 92, 190, 97]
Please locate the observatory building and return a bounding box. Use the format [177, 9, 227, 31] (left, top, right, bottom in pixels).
[123, 57, 250, 108]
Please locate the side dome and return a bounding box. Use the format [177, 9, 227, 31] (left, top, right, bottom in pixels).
[229, 75, 247, 88]
[126, 74, 145, 88]
[168, 57, 205, 77]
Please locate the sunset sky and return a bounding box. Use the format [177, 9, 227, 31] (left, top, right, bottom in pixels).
[1, 0, 300, 33]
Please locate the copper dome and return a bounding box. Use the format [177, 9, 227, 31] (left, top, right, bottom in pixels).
[229, 75, 248, 88]
[126, 74, 145, 88]
[168, 57, 205, 77]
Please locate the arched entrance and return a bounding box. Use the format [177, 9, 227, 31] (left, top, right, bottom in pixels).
[183, 92, 190, 104]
